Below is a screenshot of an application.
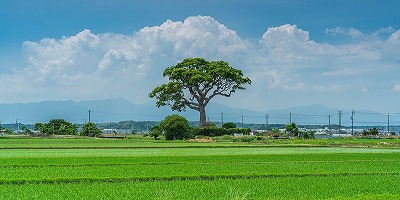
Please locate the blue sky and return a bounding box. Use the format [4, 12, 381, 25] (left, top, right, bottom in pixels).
[0, 0, 400, 113]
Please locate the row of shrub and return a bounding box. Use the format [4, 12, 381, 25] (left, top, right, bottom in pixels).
[148, 114, 252, 140]
[193, 127, 251, 137]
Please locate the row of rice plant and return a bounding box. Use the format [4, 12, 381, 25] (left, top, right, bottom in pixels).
[1, 151, 400, 184]
[2, 174, 400, 199]
[2, 139, 400, 199]
[0, 138, 263, 148]
[1, 152, 400, 167]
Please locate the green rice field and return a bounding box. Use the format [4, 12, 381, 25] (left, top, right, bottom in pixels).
[1, 138, 400, 199]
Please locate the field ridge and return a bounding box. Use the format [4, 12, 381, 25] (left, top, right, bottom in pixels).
[2, 172, 400, 185]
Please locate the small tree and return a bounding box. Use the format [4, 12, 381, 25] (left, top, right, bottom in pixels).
[160, 114, 191, 140]
[21, 126, 32, 134]
[149, 126, 162, 140]
[80, 122, 102, 137]
[285, 122, 299, 137]
[222, 122, 236, 129]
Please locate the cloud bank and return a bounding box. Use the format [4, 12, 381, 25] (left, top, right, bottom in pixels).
[1, 16, 399, 112]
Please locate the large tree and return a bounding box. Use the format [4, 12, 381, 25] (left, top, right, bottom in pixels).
[149, 58, 251, 127]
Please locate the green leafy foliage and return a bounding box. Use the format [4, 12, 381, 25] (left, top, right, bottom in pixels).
[222, 122, 236, 129]
[205, 122, 216, 128]
[21, 126, 32, 134]
[285, 122, 299, 137]
[194, 127, 227, 136]
[36, 119, 77, 135]
[149, 126, 162, 140]
[149, 58, 251, 127]
[232, 135, 256, 142]
[160, 115, 191, 140]
[80, 122, 102, 137]
[300, 130, 315, 139]
[34, 123, 44, 131]
[362, 127, 379, 136]
[194, 127, 251, 137]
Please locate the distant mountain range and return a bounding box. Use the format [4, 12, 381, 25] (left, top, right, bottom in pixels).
[0, 98, 392, 127]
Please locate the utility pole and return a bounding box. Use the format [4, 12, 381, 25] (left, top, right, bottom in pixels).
[351, 110, 355, 135]
[328, 114, 331, 133]
[265, 114, 269, 131]
[289, 113, 292, 124]
[88, 110, 91, 137]
[241, 115, 244, 128]
[387, 113, 390, 134]
[338, 111, 342, 132]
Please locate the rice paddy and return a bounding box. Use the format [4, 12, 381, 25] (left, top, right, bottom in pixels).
[1, 138, 400, 199]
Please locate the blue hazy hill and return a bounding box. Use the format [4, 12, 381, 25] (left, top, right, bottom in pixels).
[0, 98, 390, 126]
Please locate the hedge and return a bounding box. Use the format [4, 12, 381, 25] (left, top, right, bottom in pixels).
[194, 127, 251, 137]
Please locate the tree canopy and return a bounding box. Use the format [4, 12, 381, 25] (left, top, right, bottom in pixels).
[362, 127, 379, 136]
[285, 122, 299, 137]
[149, 58, 251, 127]
[80, 122, 102, 137]
[222, 122, 237, 129]
[160, 114, 191, 140]
[35, 119, 77, 135]
[149, 125, 162, 140]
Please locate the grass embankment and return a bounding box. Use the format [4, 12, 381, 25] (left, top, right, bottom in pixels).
[1, 137, 400, 199]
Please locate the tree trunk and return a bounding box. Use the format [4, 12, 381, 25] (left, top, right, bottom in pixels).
[199, 105, 207, 127]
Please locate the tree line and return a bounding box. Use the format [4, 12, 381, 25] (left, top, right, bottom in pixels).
[33, 119, 101, 137]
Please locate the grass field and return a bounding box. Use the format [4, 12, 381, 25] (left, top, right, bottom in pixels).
[1, 137, 400, 199]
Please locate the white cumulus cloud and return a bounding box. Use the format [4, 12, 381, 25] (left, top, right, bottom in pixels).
[325, 27, 363, 38]
[394, 84, 400, 92]
[0, 16, 399, 112]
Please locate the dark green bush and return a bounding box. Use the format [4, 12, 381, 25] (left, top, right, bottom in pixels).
[239, 135, 256, 142]
[231, 135, 256, 142]
[256, 136, 264, 140]
[161, 114, 192, 140]
[205, 122, 216, 128]
[194, 127, 251, 137]
[222, 122, 236, 129]
[362, 127, 379, 136]
[194, 127, 227, 137]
